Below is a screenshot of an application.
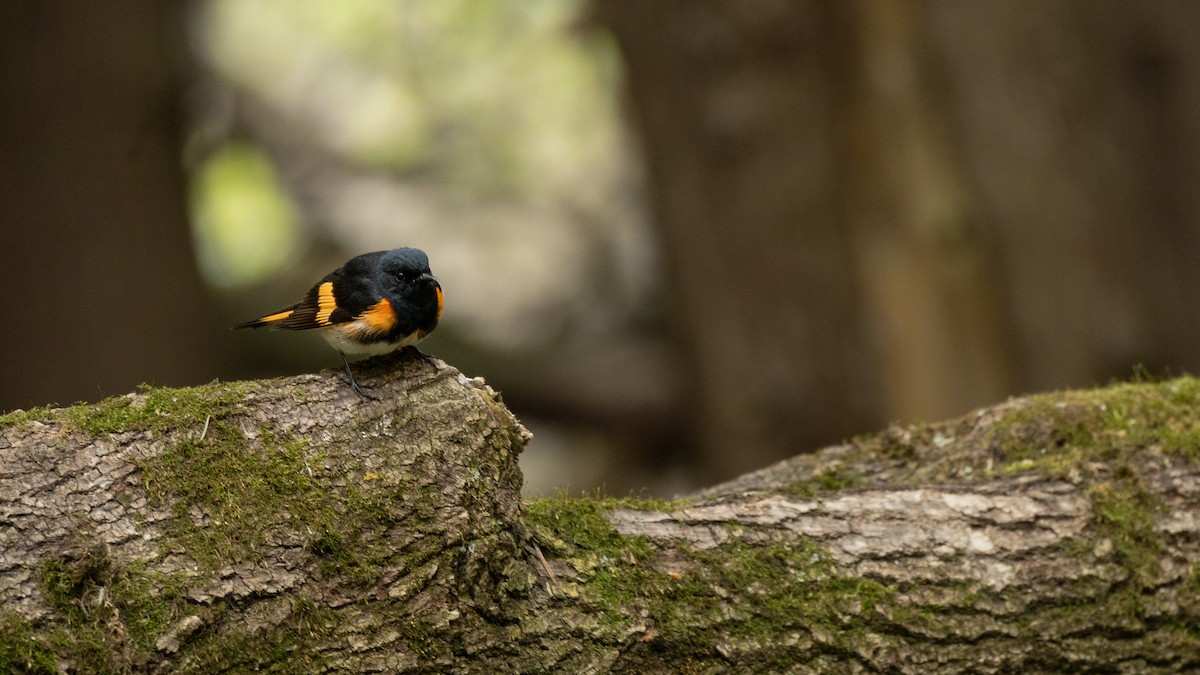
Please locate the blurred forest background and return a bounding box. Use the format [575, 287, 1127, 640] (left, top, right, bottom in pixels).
[3, 1, 1200, 496]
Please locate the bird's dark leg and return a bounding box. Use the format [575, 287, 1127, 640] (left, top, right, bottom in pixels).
[339, 352, 374, 401]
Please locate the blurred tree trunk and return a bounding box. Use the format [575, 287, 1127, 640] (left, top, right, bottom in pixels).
[593, 0, 882, 484]
[594, 0, 1200, 484]
[909, 0, 1200, 391]
[0, 2, 227, 411]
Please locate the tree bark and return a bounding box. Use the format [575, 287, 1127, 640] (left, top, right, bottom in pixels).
[2, 353, 1198, 672]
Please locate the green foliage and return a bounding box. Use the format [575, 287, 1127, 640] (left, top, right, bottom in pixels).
[207, 0, 621, 190]
[190, 141, 302, 288]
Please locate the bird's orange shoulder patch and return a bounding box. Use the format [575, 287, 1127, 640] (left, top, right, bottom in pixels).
[358, 298, 397, 334]
[435, 286, 444, 320]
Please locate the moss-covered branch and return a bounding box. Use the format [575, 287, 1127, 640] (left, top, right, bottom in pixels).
[2, 357, 1198, 672]
[0, 352, 528, 673]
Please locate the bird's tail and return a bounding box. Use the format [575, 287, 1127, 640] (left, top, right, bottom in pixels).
[233, 306, 298, 330]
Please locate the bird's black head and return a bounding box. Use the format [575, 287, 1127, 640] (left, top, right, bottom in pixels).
[379, 247, 442, 322]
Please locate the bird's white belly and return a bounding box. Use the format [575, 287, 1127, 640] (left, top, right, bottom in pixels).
[321, 328, 423, 356]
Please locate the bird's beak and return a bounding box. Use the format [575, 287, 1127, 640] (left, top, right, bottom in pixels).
[419, 273, 437, 285]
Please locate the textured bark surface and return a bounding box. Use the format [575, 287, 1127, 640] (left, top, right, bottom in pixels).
[2, 356, 1199, 672]
[0, 352, 530, 672]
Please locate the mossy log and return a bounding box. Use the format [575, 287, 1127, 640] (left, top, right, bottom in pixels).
[1, 352, 1199, 673]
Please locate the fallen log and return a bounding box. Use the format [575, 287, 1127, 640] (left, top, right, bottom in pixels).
[1, 352, 1197, 672]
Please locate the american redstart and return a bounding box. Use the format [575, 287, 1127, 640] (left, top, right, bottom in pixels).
[235, 247, 443, 399]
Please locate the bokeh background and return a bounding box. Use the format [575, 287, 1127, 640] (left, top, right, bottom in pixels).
[3, 1, 1200, 497]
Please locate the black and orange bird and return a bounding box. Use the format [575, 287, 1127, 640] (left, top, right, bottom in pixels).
[234, 248, 443, 399]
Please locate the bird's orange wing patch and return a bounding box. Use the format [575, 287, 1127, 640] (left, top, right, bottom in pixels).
[315, 282, 338, 326]
[435, 286, 444, 319]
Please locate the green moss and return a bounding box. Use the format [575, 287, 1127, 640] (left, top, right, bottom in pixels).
[525, 496, 675, 636]
[1188, 564, 1200, 593]
[524, 393, 1199, 664]
[1088, 468, 1163, 587]
[139, 413, 434, 586]
[0, 612, 59, 674]
[815, 376, 1200, 646]
[523, 496, 657, 558]
[289, 595, 337, 635]
[815, 467, 861, 491]
[979, 380, 1196, 594]
[3, 379, 249, 438]
[837, 377, 1200, 489]
[0, 405, 57, 430]
[32, 541, 344, 673]
[390, 618, 454, 661]
[139, 421, 340, 570]
[36, 377, 439, 588]
[33, 545, 196, 672]
[325, 476, 445, 583]
[64, 381, 246, 436]
[172, 596, 335, 673]
[838, 377, 1200, 603]
[525, 496, 899, 662]
[785, 465, 862, 499]
[986, 377, 1200, 474]
[37, 550, 128, 672]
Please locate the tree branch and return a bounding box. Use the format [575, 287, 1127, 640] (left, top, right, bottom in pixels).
[2, 355, 1198, 672]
